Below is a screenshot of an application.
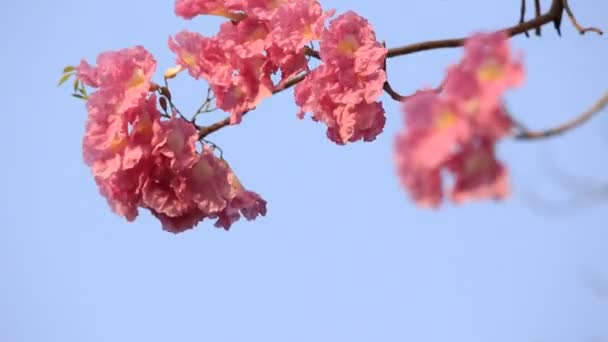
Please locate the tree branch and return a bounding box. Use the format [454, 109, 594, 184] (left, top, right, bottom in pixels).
[562, 0, 603, 35]
[199, 0, 602, 139]
[534, 0, 542, 36]
[519, 0, 529, 37]
[198, 73, 307, 138]
[514, 90, 608, 140]
[386, 2, 560, 58]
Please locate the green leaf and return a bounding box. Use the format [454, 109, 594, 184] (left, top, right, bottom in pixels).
[63, 65, 75, 73]
[58, 72, 73, 86]
[71, 93, 87, 100]
[73, 78, 79, 92]
[78, 85, 88, 96]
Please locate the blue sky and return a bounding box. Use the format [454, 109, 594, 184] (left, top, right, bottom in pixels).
[1, 0, 607, 341]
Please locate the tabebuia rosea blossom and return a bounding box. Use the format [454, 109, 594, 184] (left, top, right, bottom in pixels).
[77, 46, 266, 233]
[394, 31, 523, 206]
[295, 11, 387, 144]
[170, 0, 333, 124]
[175, 0, 245, 20]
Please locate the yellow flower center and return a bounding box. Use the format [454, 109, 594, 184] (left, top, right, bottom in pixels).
[337, 34, 360, 56]
[463, 98, 480, 115]
[133, 114, 153, 136]
[477, 59, 504, 82]
[435, 109, 457, 129]
[302, 25, 313, 39]
[110, 135, 127, 152]
[127, 68, 146, 89]
[232, 85, 245, 100]
[181, 52, 197, 67]
[270, 0, 286, 9]
[249, 27, 268, 41]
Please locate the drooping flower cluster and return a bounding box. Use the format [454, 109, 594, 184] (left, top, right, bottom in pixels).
[170, 0, 334, 124]
[78, 47, 266, 233]
[394, 31, 524, 206]
[295, 11, 387, 144]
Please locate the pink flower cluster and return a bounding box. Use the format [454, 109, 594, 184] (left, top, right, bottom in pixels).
[77, 47, 266, 233]
[295, 11, 387, 144]
[170, 0, 334, 124]
[394, 31, 524, 206]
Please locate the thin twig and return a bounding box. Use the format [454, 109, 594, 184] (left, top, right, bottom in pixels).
[534, 0, 542, 36]
[192, 87, 216, 122]
[383, 81, 405, 101]
[199, 0, 603, 138]
[520, 0, 529, 37]
[514, 90, 608, 140]
[381, 41, 405, 101]
[549, 0, 565, 35]
[200, 138, 224, 159]
[386, 7, 558, 58]
[303, 45, 320, 59]
[562, 0, 603, 35]
[161, 78, 190, 122]
[198, 73, 308, 138]
[198, 118, 230, 138]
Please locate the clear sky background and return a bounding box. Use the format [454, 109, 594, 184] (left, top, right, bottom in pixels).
[1, 0, 607, 341]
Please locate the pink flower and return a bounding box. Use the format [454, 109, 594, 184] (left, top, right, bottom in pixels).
[83, 95, 160, 180]
[319, 11, 384, 68]
[150, 116, 199, 170]
[174, 0, 245, 20]
[319, 12, 386, 101]
[295, 11, 387, 144]
[447, 31, 524, 115]
[168, 31, 232, 83]
[394, 31, 523, 206]
[213, 191, 267, 229]
[217, 17, 271, 58]
[76, 46, 156, 114]
[239, 0, 286, 20]
[78, 61, 265, 233]
[169, 28, 274, 124]
[462, 31, 524, 89]
[394, 136, 443, 207]
[209, 159, 267, 229]
[78, 43, 268, 232]
[82, 93, 125, 178]
[186, 149, 233, 213]
[447, 138, 509, 203]
[162, 148, 267, 232]
[170, 1, 338, 125]
[400, 90, 471, 169]
[265, 44, 308, 84]
[75, 60, 99, 87]
[140, 117, 206, 229]
[137, 122, 268, 233]
[151, 210, 207, 234]
[212, 55, 274, 124]
[261, 0, 334, 84]
[268, 0, 333, 51]
[327, 102, 386, 144]
[78, 47, 158, 222]
[96, 168, 147, 222]
[84, 96, 162, 221]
